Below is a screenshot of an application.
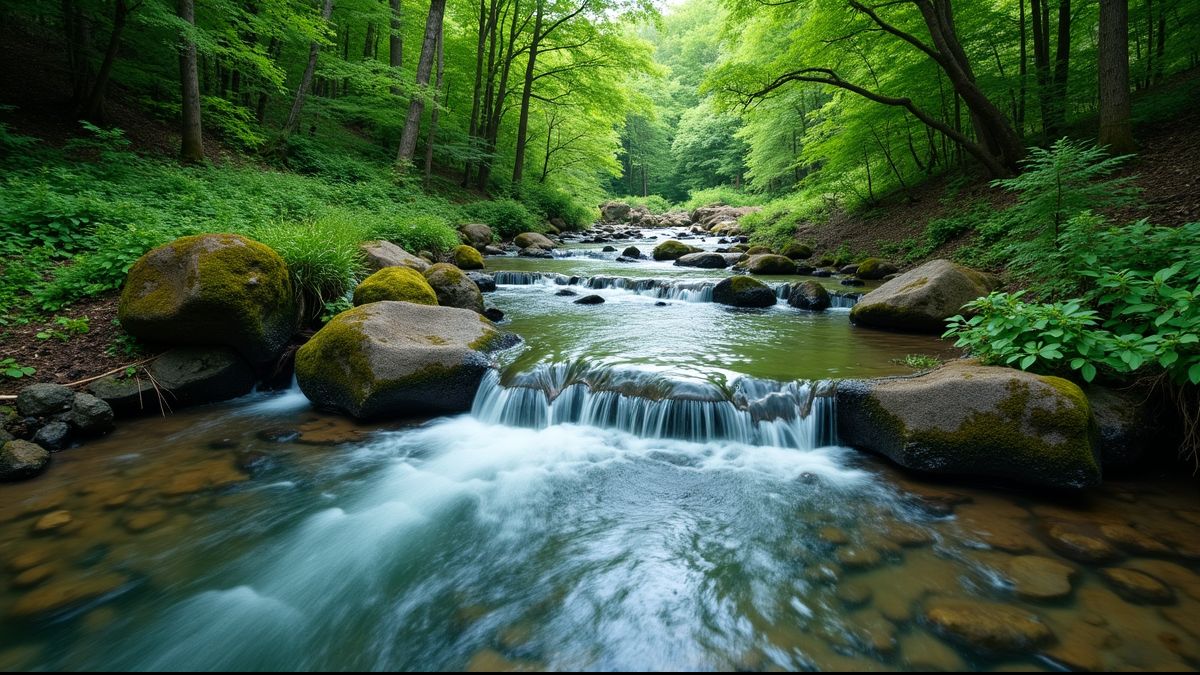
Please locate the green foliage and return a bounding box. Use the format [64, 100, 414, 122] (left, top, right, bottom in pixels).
[617, 195, 674, 214]
[0, 357, 36, 380]
[679, 186, 760, 212]
[517, 182, 594, 228]
[368, 213, 461, 256]
[36, 316, 90, 342]
[464, 199, 544, 240]
[892, 354, 943, 370]
[252, 213, 368, 319]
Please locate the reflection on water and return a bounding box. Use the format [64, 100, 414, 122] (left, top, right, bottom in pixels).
[1, 393, 1198, 671]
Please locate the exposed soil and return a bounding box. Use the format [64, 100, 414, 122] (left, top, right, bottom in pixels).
[0, 295, 145, 396]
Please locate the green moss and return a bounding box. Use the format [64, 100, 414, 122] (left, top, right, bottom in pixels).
[452, 245, 484, 270]
[746, 245, 773, 256]
[857, 258, 885, 276]
[353, 267, 438, 306]
[296, 308, 373, 408]
[728, 275, 767, 292]
[652, 240, 700, 261]
[781, 242, 813, 260]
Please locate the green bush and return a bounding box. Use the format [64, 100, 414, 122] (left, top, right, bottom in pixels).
[253, 212, 369, 319]
[679, 186, 761, 212]
[368, 213, 461, 254]
[519, 182, 593, 228]
[617, 195, 674, 214]
[465, 199, 543, 239]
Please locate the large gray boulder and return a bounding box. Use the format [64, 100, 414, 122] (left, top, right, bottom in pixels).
[742, 254, 796, 275]
[1, 440, 49, 481]
[16, 383, 75, 417]
[850, 259, 997, 333]
[360, 240, 431, 273]
[118, 234, 297, 363]
[652, 240, 701, 261]
[514, 232, 556, 250]
[458, 223, 494, 248]
[836, 361, 1100, 489]
[674, 252, 730, 269]
[87, 347, 257, 416]
[295, 301, 519, 419]
[787, 280, 831, 311]
[600, 202, 632, 222]
[424, 263, 485, 313]
[712, 276, 777, 308]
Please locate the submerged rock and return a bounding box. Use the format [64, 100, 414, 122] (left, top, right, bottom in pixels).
[87, 347, 257, 416]
[787, 281, 831, 311]
[1099, 568, 1175, 604]
[118, 233, 297, 363]
[295, 301, 518, 419]
[574, 294, 605, 305]
[353, 267, 439, 307]
[850, 259, 997, 333]
[712, 276, 776, 308]
[836, 361, 1100, 489]
[1, 440, 50, 481]
[424, 263, 485, 313]
[518, 246, 554, 258]
[1005, 555, 1077, 601]
[924, 598, 1053, 653]
[621, 246, 641, 259]
[360, 240, 430, 273]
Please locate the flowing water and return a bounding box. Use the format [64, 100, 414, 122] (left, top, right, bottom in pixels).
[2, 236, 1199, 671]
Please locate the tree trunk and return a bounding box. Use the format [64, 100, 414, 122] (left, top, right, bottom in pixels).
[511, 0, 544, 185]
[477, 0, 521, 191]
[1017, 0, 1028, 132]
[364, 22, 375, 59]
[79, 0, 133, 122]
[389, 0, 403, 95]
[423, 27, 445, 185]
[284, 0, 334, 137]
[464, 0, 493, 186]
[256, 37, 280, 123]
[1049, 0, 1071, 133]
[178, 0, 204, 163]
[397, 0, 447, 165]
[1098, 0, 1135, 153]
[61, 0, 94, 106]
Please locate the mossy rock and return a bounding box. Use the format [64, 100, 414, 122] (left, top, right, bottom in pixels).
[787, 280, 830, 311]
[452, 245, 485, 270]
[674, 252, 730, 269]
[1, 439, 49, 482]
[458, 223, 494, 248]
[745, 245, 773, 256]
[781, 242, 813, 260]
[743, 254, 797, 275]
[652, 239, 702, 261]
[850, 259, 997, 333]
[514, 232, 555, 250]
[712, 275, 777, 308]
[836, 361, 1100, 489]
[353, 267, 438, 307]
[295, 301, 519, 419]
[118, 233, 297, 363]
[361, 240, 430, 273]
[87, 347, 256, 417]
[424, 263, 485, 313]
[855, 258, 899, 280]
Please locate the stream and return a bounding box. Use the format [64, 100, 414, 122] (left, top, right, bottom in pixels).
[1, 231, 1198, 671]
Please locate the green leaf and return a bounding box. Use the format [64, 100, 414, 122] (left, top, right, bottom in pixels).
[1081, 363, 1096, 382]
[1020, 355, 1037, 370]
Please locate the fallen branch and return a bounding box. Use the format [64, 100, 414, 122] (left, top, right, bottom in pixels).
[0, 354, 162, 401]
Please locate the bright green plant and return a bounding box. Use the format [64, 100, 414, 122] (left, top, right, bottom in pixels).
[253, 213, 368, 321]
[892, 354, 943, 370]
[1, 357, 36, 379]
[465, 199, 543, 240]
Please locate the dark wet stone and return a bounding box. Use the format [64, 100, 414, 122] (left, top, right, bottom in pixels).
[574, 295, 605, 305]
[484, 308, 505, 322]
[1099, 568, 1175, 605]
[16, 384, 75, 418]
[555, 289, 578, 297]
[32, 421, 71, 452]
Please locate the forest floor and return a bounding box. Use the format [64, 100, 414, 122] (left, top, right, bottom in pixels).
[795, 70, 1200, 264]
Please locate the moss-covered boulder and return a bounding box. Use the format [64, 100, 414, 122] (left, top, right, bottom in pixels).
[712, 276, 777, 308]
[781, 242, 813, 260]
[674, 252, 730, 269]
[836, 361, 1100, 489]
[514, 232, 555, 250]
[118, 234, 297, 363]
[743, 254, 797, 275]
[850, 259, 997, 333]
[295, 301, 519, 419]
[787, 280, 831, 311]
[353, 267, 438, 307]
[652, 239, 701, 261]
[600, 201, 632, 222]
[458, 223, 494, 248]
[745, 245, 773, 256]
[360, 240, 430, 273]
[452, 244, 485, 270]
[424, 263, 485, 313]
[856, 258, 899, 280]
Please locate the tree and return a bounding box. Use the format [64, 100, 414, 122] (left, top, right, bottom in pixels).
[397, 0, 447, 165]
[1098, 0, 1135, 153]
[284, 0, 335, 137]
[178, 0, 204, 163]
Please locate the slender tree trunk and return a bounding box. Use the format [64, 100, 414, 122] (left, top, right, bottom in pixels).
[1154, 1, 1165, 82]
[256, 37, 280, 123]
[478, 0, 520, 191]
[284, 0, 334, 137]
[364, 22, 375, 59]
[389, 0, 403, 94]
[178, 0, 204, 163]
[1099, 0, 1135, 153]
[397, 0, 447, 165]
[1017, 0, 1028, 132]
[464, 0, 492, 186]
[79, 0, 133, 121]
[1050, 0, 1071, 133]
[511, 0, 544, 185]
[62, 0, 94, 106]
[423, 27, 445, 185]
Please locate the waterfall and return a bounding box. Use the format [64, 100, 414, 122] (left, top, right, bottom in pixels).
[493, 271, 860, 307]
[472, 363, 837, 450]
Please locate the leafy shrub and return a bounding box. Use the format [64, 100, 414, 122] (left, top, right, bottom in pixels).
[37, 222, 183, 310]
[464, 199, 543, 239]
[679, 186, 760, 211]
[519, 182, 593, 228]
[368, 213, 461, 254]
[617, 194, 674, 214]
